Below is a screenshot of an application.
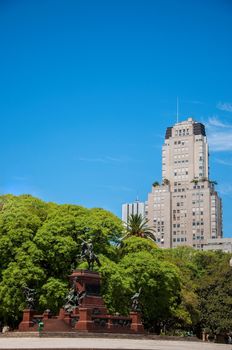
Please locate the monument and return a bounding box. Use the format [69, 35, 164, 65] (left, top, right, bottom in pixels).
[18, 240, 144, 333]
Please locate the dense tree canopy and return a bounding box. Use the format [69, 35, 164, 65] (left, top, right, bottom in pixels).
[0, 194, 231, 338]
[0, 194, 123, 324]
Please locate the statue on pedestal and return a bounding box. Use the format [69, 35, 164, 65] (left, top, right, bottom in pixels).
[78, 239, 101, 270]
[63, 277, 86, 313]
[22, 285, 36, 310]
[131, 287, 142, 312]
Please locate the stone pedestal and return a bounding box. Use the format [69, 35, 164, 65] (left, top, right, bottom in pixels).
[18, 270, 144, 334]
[18, 309, 35, 331]
[58, 308, 72, 325]
[130, 312, 144, 333]
[71, 270, 106, 331]
[71, 269, 107, 314]
[75, 307, 93, 331]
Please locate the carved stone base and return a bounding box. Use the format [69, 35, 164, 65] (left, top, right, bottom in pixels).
[75, 307, 93, 331]
[18, 270, 144, 334]
[130, 312, 144, 333]
[18, 309, 35, 331]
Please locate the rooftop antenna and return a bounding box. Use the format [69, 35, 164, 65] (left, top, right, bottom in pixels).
[176, 96, 179, 123]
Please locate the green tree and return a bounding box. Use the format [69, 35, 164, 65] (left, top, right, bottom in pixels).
[39, 278, 68, 314]
[163, 247, 201, 333]
[120, 249, 181, 331]
[99, 256, 132, 315]
[119, 236, 158, 258]
[196, 252, 232, 335]
[0, 258, 45, 325]
[0, 194, 124, 326]
[99, 238, 181, 332]
[123, 214, 156, 242]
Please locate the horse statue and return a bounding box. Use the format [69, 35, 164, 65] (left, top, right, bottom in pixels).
[78, 239, 101, 270]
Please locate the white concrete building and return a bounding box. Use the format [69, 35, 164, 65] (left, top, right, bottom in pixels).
[147, 118, 223, 249]
[203, 238, 232, 253]
[122, 199, 146, 224]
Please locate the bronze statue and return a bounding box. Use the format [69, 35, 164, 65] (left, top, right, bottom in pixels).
[63, 278, 86, 313]
[22, 285, 36, 309]
[78, 239, 101, 270]
[131, 287, 142, 312]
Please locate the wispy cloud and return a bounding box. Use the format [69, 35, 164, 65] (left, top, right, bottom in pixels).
[207, 116, 228, 128]
[218, 183, 232, 196]
[217, 102, 232, 113]
[214, 158, 232, 167]
[78, 157, 108, 163]
[77, 155, 136, 163]
[208, 132, 232, 152]
[206, 116, 232, 152]
[98, 185, 134, 192]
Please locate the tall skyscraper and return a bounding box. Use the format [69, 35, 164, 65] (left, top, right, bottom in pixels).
[147, 117, 222, 249]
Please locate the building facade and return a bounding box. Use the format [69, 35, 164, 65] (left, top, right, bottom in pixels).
[122, 199, 146, 224]
[203, 238, 232, 253]
[147, 117, 223, 249]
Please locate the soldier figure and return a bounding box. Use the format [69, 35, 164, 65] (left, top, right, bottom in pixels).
[78, 239, 101, 270]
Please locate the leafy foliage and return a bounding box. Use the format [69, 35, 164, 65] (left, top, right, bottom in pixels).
[196, 251, 232, 335]
[0, 194, 231, 338]
[123, 214, 156, 242]
[0, 195, 123, 325]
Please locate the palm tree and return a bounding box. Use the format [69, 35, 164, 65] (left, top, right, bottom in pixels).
[209, 180, 218, 186]
[122, 213, 156, 242]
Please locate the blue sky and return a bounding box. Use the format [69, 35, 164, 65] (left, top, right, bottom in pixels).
[1, 0, 232, 236]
